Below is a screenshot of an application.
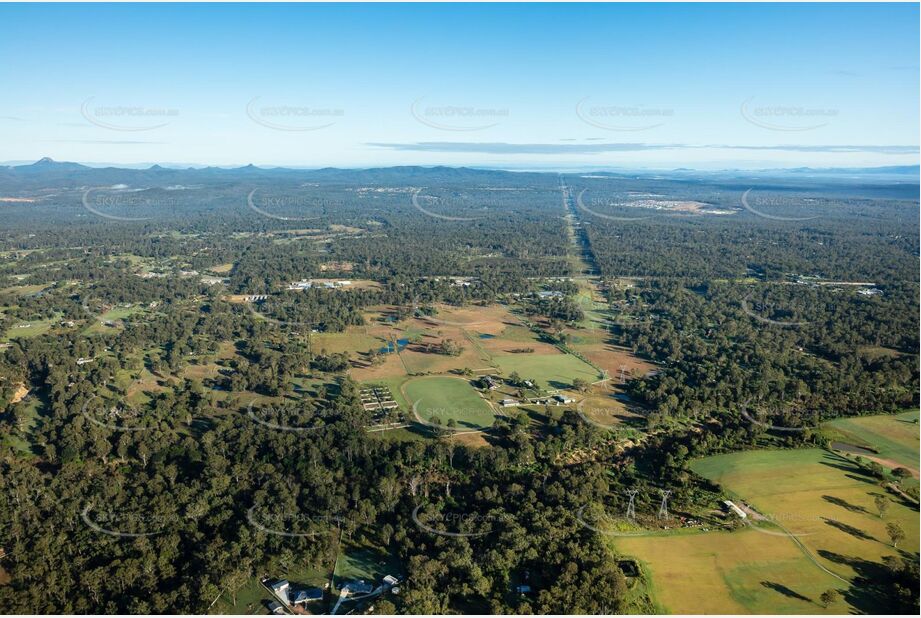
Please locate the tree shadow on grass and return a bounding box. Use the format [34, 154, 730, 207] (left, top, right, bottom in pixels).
[760, 581, 813, 604]
[823, 518, 876, 542]
[817, 550, 898, 614]
[823, 494, 870, 515]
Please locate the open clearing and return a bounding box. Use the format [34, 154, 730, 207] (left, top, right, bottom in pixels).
[824, 410, 919, 476]
[620, 446, 920, 614]
[493, 352, 599, 390]
[403, 376, 495, 430]
[690, 448, 919, 610]
[616, 528, 845, 614]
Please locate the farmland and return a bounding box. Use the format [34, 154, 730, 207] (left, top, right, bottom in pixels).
[616, 445, 920, 614]
[616, 527, 846, 614]
[825, 410, 920, 477]
[683, 448, 918, 612]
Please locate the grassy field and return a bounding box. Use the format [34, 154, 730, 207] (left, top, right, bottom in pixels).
[616, 528, 846, 614]
[2, 318, 56, 341]
[493, 352, 600, 390]
[403, 376, 495, 430]
[824, 410, 919, 474]
[333, 544, 400, 589]
[618, 445, 920, 614]
[690, 448, 919, 611]
[577, 383, 645, 430]
[84, 305, 147, 334]
[211, 562, 332, 615]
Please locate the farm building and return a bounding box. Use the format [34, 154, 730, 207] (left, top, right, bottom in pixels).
[382, 575, 399, 588]
[266, 601, 284, 614]
[723, 500, 747, 519]
[499, 398, 520, 407]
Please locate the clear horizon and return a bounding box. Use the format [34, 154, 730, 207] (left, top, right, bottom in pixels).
[2, 2, 919, 169]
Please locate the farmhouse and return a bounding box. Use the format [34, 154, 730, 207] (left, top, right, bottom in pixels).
[343, 579, 374, 595]
[269, 579, 290, 603]
[478, 375, 499, 390]
[291, 587, 324, 604]
[553, 394, 575, 405]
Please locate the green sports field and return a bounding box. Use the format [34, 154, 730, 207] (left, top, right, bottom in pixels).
[403, 376, 495, 430]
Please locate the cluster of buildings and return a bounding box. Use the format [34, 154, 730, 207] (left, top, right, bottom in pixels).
[287, 279, 352, 291]
[360, 386, 399, 416]
[500, 393, 575, 408]
[265, 574, 400, 614]
[267, 579, 324, 614]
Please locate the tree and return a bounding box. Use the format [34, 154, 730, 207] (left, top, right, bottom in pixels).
[874, 495, 889, 519]
[572, 378, 590, 393]
[886, 522, 905, 548]
[819, 589, 839, 608]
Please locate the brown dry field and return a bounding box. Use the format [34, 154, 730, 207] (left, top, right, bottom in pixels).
[446, 431, 491, 448]
[575, 342, 655, 377]
[349, 351, 407, 381]
[578, 382, 645, 427]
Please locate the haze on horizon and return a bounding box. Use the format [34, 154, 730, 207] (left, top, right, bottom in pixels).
[1, 2, 918, 170]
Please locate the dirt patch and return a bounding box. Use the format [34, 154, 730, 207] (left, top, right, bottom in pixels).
[10, 383, 29, 404]
[867, 455, 919, 479]
[447, 431, 491, 448]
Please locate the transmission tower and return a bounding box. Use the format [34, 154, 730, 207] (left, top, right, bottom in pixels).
[658, 490, 671, 519]
[619, 365, 627, 385]
[625, 490, 639, 521]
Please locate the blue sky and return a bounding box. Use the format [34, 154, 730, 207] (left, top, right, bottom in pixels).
[1, 2, 918, 169]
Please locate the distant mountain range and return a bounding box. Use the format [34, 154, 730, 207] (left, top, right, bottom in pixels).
[0, 158, 917, 191]
[2, 158, 918, 178]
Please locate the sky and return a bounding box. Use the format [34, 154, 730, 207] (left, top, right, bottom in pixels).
[1, 2, 918, 170]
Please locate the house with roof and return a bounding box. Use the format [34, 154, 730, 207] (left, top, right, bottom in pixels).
[266, 600, 285, 615]
[269, 579, 290, 604]
[343, 579, 375, 595]
[382, 575, 399, 589]
[291, 587, 324, 604]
